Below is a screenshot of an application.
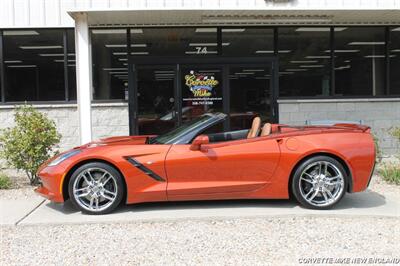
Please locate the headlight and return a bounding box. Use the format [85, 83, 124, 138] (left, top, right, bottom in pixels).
[48, 150, 81, 166]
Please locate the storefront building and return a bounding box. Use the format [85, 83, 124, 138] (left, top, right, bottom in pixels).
[0, 0, 399, 155]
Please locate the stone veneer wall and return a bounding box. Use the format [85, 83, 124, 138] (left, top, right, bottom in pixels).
[0, 102, 129, 151]
[278, 98, 400, 156]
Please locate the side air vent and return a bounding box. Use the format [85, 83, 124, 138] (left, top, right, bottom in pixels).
[125, 157, 165, 182]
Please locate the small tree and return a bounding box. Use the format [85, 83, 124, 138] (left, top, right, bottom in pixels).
[0, 105, 61, 185]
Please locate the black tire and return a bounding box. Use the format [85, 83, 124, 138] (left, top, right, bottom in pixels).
[291, 155, 348, 210]
[68, 162, 125, 215]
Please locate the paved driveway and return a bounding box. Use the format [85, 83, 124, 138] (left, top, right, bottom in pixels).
[1, 189, 399, 226]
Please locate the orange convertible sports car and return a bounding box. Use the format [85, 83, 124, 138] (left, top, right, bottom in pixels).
[36, 113, 376, 214]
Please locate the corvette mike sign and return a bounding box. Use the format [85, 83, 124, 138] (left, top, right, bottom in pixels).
[183, 70, 222, 106]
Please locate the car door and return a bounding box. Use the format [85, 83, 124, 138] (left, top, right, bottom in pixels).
[165, 137, 281, 200]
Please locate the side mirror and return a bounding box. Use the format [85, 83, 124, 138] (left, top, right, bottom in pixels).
[190, 135, 209, 151]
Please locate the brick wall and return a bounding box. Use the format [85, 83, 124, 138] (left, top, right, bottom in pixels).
[278, 98, 400, 156]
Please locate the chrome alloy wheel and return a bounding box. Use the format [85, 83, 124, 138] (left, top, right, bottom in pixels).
[298, 161, 345, 207]
[72, 168, 118, 212]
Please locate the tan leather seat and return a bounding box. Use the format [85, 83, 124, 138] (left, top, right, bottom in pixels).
[247, 117, 261, 138]
[260, 123, 272, 136]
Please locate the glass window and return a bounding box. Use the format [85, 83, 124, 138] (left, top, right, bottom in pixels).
[278, 27, 331, 97]
[222, 28, 274, 57]
[334, 27, 385, 96]
[91, 28, 127, 100]
[3, 29, 65, 101]
[229, 65, 270, 130]
[131, 28, 217, 56]
[390, 27, 400, 95]
[67, 29, 77, 101]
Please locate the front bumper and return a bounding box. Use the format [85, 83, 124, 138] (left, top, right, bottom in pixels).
[35, 165, 67, 203]
[35, 185, 64, 202]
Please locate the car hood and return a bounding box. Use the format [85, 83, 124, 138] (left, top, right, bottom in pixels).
[82, 135, 155, 147]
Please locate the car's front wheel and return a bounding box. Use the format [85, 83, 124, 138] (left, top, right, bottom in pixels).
[291, 156, 348, 209]
[68, 162, 124, 215]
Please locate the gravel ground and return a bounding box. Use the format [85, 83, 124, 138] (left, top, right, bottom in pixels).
[1, 172, 399, 265]
[1, 216, 399, 266]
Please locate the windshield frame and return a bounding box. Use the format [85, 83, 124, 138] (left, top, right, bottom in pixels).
[149, 113, 226, 145]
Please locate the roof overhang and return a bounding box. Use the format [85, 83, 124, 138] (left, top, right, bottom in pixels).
[68, 9, 400, 27]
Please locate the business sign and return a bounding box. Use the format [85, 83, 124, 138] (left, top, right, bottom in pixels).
[183, 70, 222, 106]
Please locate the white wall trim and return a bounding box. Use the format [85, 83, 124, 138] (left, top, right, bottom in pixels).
[75, 12, 93, 144]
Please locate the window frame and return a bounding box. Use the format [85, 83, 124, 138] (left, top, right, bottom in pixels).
[0, 25, 399, 104]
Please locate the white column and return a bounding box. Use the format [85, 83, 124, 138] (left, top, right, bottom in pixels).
[74, 13, 92, 144]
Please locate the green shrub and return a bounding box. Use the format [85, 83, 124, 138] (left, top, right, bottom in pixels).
[378, 164, 400, 185]
[372, 134, 382, 162]
[0, 173, 12, 189]
[0, 105, 61, 185]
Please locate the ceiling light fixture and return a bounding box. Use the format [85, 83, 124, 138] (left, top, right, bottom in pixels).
[7, 65, 37, 68]
[54, 59, 76, 62]
[103, 68, 127, 71]
[109, 72, 128, 74]
[105, 44, 147, 48]
[290, 60, 318, 63]
[222, 29, 245, 32]
[306, 56, 330, 59]
[324, 50, 360, 53]
[3, 30, 39, 36]
[300, 65, 324, 68]
[364, 55, 396, 58]
[20, 45, 63, 49]
[39, 53, 75, 57]
[348, 42, 385, 45]
[4, 60, 23, 63]
[255, 50, 291, 54]
[296, 27, 347, 32]
[189, 43, 230, 46]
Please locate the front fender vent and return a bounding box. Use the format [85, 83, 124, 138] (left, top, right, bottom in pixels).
[125, 157, 165, 182]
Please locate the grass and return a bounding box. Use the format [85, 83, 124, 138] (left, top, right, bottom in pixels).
[0, 173, 12, 189]
[378, 164, 400, 185]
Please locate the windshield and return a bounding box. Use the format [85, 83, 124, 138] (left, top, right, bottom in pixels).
[149, 114, 221, 144]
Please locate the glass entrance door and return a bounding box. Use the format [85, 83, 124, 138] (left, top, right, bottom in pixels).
[130, 58, 276, 136]
[136, 66, 176, 135]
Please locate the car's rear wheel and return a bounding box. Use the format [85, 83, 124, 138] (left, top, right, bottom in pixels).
[68, 162, 124, 215]
[291, 156, 347, 209]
